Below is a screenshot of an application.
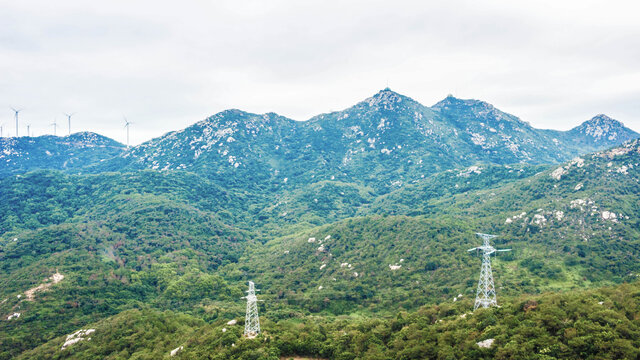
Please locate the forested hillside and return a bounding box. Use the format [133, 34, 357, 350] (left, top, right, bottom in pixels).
[0, 133, 125, 178]
[0, 91, 639, 359]
[16, 281, 640, 359]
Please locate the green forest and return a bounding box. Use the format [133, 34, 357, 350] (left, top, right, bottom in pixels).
[1, 134, 639, 359]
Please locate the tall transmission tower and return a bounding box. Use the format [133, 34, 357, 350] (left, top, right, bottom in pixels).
[468, 233, 511, 311]
[242, 281, 262, 337]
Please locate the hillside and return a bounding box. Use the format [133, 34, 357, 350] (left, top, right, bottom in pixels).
[1, 140, 640, 358]
[0, 132, 125, 178]
[0, 172, 252, 358]
[1, 92, 639, 359]
[16, 281, 640, 359]
[218, 140, 640, 317]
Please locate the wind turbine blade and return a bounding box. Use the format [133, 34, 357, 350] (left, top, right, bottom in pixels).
[496, 249, 512, 252]
[467, 247, 478, 252]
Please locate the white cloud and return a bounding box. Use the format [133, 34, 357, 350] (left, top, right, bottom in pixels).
[1, 0, 639, 144]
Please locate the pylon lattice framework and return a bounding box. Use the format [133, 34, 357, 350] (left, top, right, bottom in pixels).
[242, 281, 261, 337]
[468, 233, 511, 311]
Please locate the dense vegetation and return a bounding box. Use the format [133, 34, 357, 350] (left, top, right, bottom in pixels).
[0, 132, 124, 178]
[16, 281, 640, 359]
[1, 92, 639, 358]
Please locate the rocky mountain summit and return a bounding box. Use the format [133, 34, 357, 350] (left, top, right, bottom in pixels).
[95, 89, 638, 191]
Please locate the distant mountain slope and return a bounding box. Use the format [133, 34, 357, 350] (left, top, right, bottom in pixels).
[94, 89, 638, 193]
[432, 95, 569, 164]
[0, 132, 125, 177]
[564, 114, 639, 147]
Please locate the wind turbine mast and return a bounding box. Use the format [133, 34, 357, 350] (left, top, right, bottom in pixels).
[124, 117, 132, 147]
[51, 119, 58, 136]
[242, 281, 262, 338]
[26, 124, 31, 137]
[11, 107, 22, 137]
[65, 113, 75, 136]
[468, 233, 511, 311]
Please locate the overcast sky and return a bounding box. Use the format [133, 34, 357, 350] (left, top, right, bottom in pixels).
[1, 0, 639, 145]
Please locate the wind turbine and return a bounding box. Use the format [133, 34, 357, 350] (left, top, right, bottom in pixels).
[0, 123, 4, 137]
[124, 116, 132, 147]
[51, 118, 58, 136]
[10, 107, 22, 137]
[64, 113, 75, 136]
[26, 124, 31, 137]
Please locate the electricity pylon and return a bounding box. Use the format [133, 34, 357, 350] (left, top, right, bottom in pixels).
[468, 233, 511, 311]
[242, 281, 262, 337]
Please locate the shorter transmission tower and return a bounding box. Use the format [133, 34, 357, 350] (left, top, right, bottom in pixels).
[468, 233, 511, 311]
[242, 281, 262, 337]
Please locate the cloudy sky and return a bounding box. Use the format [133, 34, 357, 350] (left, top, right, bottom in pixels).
[1, 0, 639, 145]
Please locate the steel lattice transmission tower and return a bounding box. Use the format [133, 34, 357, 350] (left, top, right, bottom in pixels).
[242, 281, 262, 337]
[468, 233, 511, 311]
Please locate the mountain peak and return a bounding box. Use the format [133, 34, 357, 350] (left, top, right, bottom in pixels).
[588, 114, 617, 124]
[430, 95, 526, 126]
[362, 88, 416, 109]
[65, 131, 125, 147]
[570, 114, 639, 143]
[432, 95, 492, 111]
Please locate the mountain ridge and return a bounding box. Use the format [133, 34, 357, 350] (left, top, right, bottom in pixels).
[89, 89, 639, 194]
[0, 132, 125, 177]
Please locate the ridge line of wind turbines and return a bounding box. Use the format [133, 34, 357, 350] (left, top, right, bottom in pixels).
[2, 108, 133, 147]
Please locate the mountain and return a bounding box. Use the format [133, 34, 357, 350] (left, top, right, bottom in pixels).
[431, 95, 567, 164]
[2, 141, 637, 336]
[2, 91, 637, 188]
[92, 89, 638, 194]
[0, 132, 125, 178]
[564, 114, 639, 147]
[1, 90, 640, 359]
